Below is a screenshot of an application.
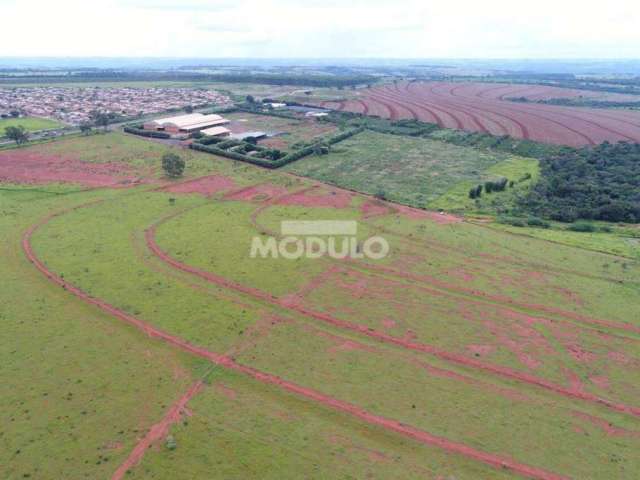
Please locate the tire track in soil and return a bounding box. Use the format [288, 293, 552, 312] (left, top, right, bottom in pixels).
[111, 381, 204, 480]
[144, 214, 640, 419]
[246, 197, 638, 333]
[22, 204, 569, 480]
[350, 259, 640, 338]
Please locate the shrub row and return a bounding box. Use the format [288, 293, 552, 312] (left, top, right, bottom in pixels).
[236, 105, 298, 119]
[190, 142, 278, 168]
[191, 126, 365, 169]
[123, 126, 171, 139]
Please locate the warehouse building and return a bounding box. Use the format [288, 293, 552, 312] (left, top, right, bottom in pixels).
[143, 113, 229, 134]
[201, 126, 231, 137]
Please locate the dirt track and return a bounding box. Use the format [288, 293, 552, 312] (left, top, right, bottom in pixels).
[111, 381, 203, 480]
[22, 202, 569, 480]
[144, 212, 640, 418]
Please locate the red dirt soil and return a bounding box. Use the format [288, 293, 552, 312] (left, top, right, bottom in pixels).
[23, 203, 568, 480]
[160, 175, 236, 197]
[329, 81, 640, 147]
[0, 151, 147, 187]
[224, 183, 289, 202]
[276, 187, 353, 208]
[361, 200, 393, 219]
[571, 411, 640, 438]
[394, 204, 461, 224]
[144, 215, 640, 419]
[111, 381, 203, 480]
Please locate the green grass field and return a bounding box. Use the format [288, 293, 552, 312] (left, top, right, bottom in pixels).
[284, 130, 537, 211]
[2, 132, 640, 479]
[1, 116, 64, 133]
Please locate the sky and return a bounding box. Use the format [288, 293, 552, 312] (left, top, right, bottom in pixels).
[1, 0, 639, 59]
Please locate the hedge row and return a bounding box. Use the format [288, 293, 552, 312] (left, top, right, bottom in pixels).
[190, 142, 278, 168]
[325, 126, 365, 145]
[191, 126, 365, 169]
[123, 126, 171, 139]
[236, 105, 298, 119]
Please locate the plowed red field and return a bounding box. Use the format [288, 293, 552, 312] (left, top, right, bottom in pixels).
[325, 82, 640, 147]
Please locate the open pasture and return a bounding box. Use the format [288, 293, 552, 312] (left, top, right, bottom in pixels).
[1, 116, 64, 133]
[2, 132, 640, 479]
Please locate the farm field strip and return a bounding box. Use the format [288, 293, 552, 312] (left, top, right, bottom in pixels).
[431, 82, 640, 143]
[384, 82, 526, 137]
[330, 81, 640, 146]
[442, 83, 640, 143]
[21, 202, 570, 480]
[400, 84, 509, 134]
[409, 83, 596, 145]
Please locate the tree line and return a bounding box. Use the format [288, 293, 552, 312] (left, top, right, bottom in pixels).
[523, 141, 640, 223]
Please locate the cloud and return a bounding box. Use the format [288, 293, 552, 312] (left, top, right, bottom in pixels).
[0, 0, 638, 58]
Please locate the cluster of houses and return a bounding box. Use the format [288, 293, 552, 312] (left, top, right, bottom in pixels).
[0, 87, 231, 125]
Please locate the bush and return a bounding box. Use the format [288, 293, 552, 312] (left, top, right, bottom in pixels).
[195, 135, 224, 145]
[469, 184, 483, 199]
[123, 126, 171, 139]
[526, 217, 550, 228]
[162, 152, 185, 178]
[567, 222, 597, 233]
[498, 216, 526, 227]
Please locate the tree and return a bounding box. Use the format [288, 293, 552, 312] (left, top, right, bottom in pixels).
[246, 95, 255, 104]
[184, 105, 194, 113]
[10, 110, 20, 118]
[469, 184, 483, 198]
[5, 125, 29, 145]
[79, 122, 93, 135]
[90, 110, 111, 131]
[374, 189, 387, 200]
[313, 142, 330, 156]
[162, 152, 185, 178]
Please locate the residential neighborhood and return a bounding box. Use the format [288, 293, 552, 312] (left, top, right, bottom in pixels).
[0, 86, 231, 125]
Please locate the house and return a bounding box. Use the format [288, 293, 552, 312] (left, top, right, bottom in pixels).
[143, 113, 229, 134]
[200, 126, 231, 137]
